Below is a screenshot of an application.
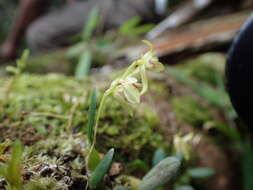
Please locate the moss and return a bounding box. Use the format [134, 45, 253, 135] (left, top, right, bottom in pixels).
[171, 96, 211, 127]
[24, 177, 68, 190]
[0, 73, 88, 138]
[0, 71, 167, 189]
[0, 72, 164, 166]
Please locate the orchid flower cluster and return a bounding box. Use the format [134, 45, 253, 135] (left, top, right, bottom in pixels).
[96, 40, 164, 126]
[105, 40, 164, 107]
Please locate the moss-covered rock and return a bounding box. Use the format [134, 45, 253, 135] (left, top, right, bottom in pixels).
[0, 72, 164, 159]
[0, 71, 168, 189]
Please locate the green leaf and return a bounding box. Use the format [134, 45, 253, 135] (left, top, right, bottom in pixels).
[119, 17, 141, 35]
[82, 7, 99, 41]
[66, 42, 85, 58]
[175, 185, 194, 190]
[128, 24, 154, 37]
[89, 148, 114, 188]
[7, 141, 23, 188]
[119, 16, 154, 37]
[114, 186, 129, 190]
[87, 89, 97, 143]
[0, 141, 23, 190]
[242, 142, 253, 190]
[152, 148, 166, 166]
[166, 67, 225, 107]
[187, 167, 215, 179]
[139, 157, 180, 190]
[87, 148, 101, 172]
[75, 50, 92, 79]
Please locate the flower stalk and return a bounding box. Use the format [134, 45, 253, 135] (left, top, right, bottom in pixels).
[86, 40, 164, 172]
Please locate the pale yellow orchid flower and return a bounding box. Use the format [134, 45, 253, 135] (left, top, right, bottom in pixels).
[173, 133, 194, 160]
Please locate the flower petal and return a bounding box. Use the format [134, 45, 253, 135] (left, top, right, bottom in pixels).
[146, 57, 164, 72]
[122, 82, 140, 104]
[140, 65, 148, 95]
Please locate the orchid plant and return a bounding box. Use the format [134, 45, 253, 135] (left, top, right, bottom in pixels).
[86, 40, 164, 175]
[91, 41, 163, 147]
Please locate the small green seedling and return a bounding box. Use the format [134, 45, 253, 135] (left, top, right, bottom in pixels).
[87, 89, 97, 143]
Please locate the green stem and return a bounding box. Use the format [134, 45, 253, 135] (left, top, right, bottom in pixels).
[86, 58, 144, 173]
[86, 86, 116, 173]
[121, 60, 139, 79]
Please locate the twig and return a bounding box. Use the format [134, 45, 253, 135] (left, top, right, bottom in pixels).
[28, 112, 69, 120]
[66, 101, 80, 132]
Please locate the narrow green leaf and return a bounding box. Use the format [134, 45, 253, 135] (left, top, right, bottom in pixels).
[87, 148, 101, 172]
[119, 16, 154, 37]
[175, 185, 194, 190]
[119, 16, 141, 35]
[0, 141, 24, 190]
[139, 157, 180, 190]
[75, 50, 92, 79]
[66, 42, 85, 58]
[8, 141, 23, 188]
[114, 186, 129, 190]
[128, 24, 154, 37]
[89, 148, 114, 188]
[82, 7, 99, 41]
[242, 142, 253, 190]
[152, 148, 166, 166]
[187, 167, 215, 179]
[87, 89, 97, 143]
[166, 67, 224, 107]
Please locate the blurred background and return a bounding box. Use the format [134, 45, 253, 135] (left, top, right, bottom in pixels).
[0, 1, 253, 190]
[0, 0, 252, 68]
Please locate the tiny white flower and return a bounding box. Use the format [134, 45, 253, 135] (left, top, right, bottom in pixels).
[114, 77, 141, 105]
[142, 40, 164, 72]
[145, 56, 164, 72]
[109, 41, 164, 108]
